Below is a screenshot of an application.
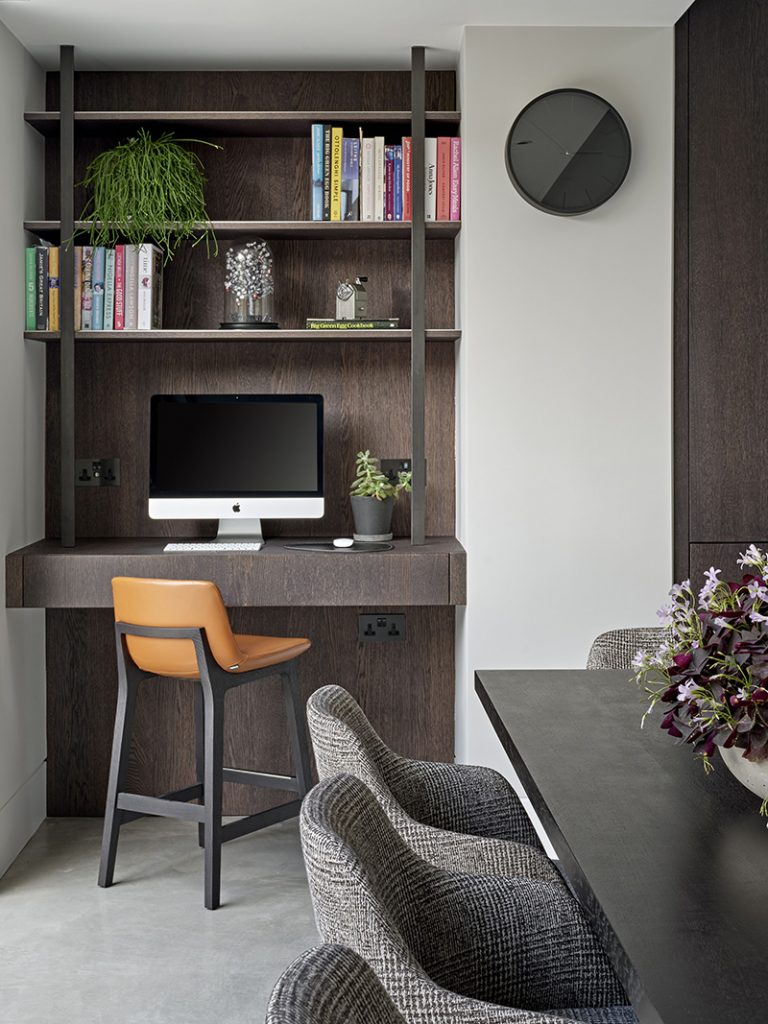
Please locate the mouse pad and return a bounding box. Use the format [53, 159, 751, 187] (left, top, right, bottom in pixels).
[282, 541, 394, 553]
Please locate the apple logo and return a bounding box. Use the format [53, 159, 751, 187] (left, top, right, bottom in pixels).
[232, 502, 241, 513]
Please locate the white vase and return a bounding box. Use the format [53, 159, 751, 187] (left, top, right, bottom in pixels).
[719, 745, 768, 800]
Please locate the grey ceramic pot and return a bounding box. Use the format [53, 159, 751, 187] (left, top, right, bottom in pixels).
[351, 495, 394, 541]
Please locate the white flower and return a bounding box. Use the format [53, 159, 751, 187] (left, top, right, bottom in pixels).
[677, 680, 698, 701]
[738, 544, 765, 569]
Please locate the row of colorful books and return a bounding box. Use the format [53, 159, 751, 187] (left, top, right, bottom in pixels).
[310, 126, 461, 223]
[24, 243, 163, 332]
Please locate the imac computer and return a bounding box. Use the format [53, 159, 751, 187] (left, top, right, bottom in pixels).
[149, 394, 324, 551]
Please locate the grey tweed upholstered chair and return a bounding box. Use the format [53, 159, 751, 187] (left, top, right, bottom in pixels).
[586, 628, 669, 670]
[306, 684, 558, 882]
[266, 944, 407, 1024]
[300, 773, 638, 1024]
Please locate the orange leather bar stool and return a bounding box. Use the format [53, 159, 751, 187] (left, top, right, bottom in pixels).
[98, 577, 313, 910]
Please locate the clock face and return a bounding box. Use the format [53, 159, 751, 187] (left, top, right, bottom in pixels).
[505, 89, 631, 216]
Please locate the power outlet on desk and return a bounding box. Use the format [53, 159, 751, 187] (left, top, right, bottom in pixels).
[76, 458, 120, 486]
[358, 614, 406, 642]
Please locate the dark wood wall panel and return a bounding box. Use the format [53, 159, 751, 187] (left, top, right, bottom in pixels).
[46, 605, 455, 816]
[684, 0, 768, 544]
[45, 338, 454, 540]
[46, 70, 456, 113]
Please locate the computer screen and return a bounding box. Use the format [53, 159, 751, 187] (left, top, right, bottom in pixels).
[149, 394, 324, 498]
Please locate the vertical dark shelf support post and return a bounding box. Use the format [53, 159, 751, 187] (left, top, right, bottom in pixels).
[410, 45, 426, 545]
[59, 45, 76, 546]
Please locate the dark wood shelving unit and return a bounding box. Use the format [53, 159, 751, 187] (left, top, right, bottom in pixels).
[24, 219, 461, 241]
[25, 109, 461, 138]
[13, 55, 464, 816]
[24, 328, 461, 342]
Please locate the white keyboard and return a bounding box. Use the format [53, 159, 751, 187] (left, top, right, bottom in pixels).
[164, 542, 264, 552]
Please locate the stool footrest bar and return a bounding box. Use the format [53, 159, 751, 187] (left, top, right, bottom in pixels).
[221, 799, 302, 843]
[117, 792, 206, 823]
[222, 768, 300, 791]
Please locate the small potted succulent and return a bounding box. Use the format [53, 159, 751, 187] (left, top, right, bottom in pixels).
[350, 450, 411, 542]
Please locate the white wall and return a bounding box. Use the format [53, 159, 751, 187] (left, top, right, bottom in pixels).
[456, 27, 673, 778]
[0, 21, 47, 876]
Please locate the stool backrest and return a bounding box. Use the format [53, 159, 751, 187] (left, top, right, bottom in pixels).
[112, 577, 241, 676]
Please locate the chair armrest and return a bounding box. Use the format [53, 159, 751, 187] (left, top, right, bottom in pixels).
[397, 816, 560, 883]
[387, 757, 542, 848]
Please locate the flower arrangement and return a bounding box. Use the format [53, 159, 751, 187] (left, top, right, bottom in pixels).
[633, 545, 768, 813]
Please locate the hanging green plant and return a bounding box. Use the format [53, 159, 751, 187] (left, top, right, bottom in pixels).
[77, 129, 221, 260]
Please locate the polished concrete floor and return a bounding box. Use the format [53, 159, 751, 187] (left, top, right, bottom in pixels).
[0, 816, 318, 1024]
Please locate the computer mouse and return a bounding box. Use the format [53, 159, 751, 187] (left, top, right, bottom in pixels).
[333, 537, 354, 548]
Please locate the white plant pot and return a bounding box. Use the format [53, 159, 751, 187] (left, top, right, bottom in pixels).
[719, 745, 768, 800]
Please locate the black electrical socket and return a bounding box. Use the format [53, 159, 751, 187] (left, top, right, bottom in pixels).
[358, 613, 406, 642]
[75, 458, 120, 487]
[380, 459, 412, 483]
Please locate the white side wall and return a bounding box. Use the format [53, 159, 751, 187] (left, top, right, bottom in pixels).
[456, 27, 673, 779]
[0, 21, 47, 876]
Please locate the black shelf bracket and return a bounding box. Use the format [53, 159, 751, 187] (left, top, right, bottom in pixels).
[410, 45, 426, 546]
[59, 44, 75, 546]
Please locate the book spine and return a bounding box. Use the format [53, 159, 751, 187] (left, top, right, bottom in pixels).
[151, 247, 163, 329]
[73, 246, 82, 332]
[436, 137, 451, 221]
[25, 248, 36, 331]
[361, 138, 375, 221]
[393, 144, 403, 221]
[450, 137, 461, 221]
[342, 137, 360, 221]
[311, 123, 325, 221]
[402, 137, 412, 221]
[113, 245, 125, 330]
[103, 248, 115, 330]
[136, 244, 163, 330]
[329, 127, 343, 221]
[35, 246, 48, 331]
[48, 246, 60, 332]
[373, 136, 385, 222]
[137, 243, 151, 329]
[91, 246, 106, 331]
[322, 125, 331, 221]
[425, 138, 437, 221]
[124, 244, 139, 330]
[384, 145, 395, 221]
[80, 246, 93, 330]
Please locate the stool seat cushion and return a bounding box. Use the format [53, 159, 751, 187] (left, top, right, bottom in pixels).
[151, 634, 311, 678]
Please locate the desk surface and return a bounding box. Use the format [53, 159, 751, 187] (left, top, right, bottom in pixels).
[476, 669, 768, 1024]
[6, 536, 466, 608]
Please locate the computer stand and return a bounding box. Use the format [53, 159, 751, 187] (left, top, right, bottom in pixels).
[213, 518, 265, 548]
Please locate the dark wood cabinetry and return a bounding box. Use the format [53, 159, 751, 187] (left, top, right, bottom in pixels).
[676, 0, 768, 577]
[10, 57, 464, 814]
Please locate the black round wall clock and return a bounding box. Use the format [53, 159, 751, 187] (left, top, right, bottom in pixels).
[505, 88, 631, 216]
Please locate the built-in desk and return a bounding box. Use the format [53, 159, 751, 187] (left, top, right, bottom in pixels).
[6, 536, 466, 609]
[7, 538, 464, 817]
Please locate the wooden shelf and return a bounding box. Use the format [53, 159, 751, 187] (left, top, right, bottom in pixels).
[24, 328, 460, 343]
[24, 219, 461, 242]
[6, 536, 467, 608]
[25, 110, 461, 138]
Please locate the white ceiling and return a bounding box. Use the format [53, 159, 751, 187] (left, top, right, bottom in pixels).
[0, 0, 695, 70]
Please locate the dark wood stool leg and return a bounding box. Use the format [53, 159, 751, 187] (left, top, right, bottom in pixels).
[201, 679, 224, 910]
[282, 662, 313, 797]
[194, 685, 205, 849]
[98, 643, 141, 888]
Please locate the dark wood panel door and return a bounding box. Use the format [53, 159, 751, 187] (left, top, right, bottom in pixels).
[689, 541, 768, 587]
[687, 0, 768, 541]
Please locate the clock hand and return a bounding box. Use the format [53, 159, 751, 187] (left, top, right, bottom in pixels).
[524, 116, 565, 154]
